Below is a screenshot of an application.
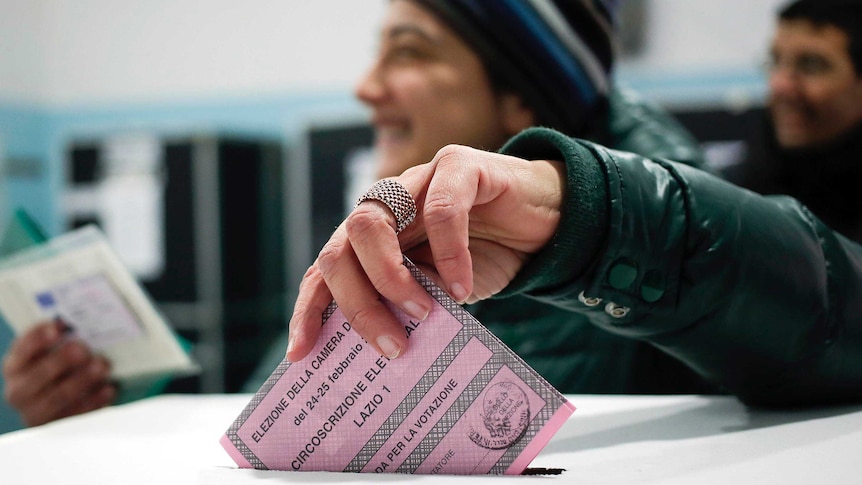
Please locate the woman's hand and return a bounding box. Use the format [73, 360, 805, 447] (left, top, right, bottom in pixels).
[287, 144, 565, 362]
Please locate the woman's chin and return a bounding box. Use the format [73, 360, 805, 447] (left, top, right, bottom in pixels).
[376, 147, 421, 177]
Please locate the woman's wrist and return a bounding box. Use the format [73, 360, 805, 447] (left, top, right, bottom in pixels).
[496, 127, 609, 296]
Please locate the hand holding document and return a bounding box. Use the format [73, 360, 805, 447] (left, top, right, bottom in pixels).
[221, 260, 573, 475]
[0, 224, 198, 398]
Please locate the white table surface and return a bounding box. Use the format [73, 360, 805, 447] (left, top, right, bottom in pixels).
[2, 393, 860, 484]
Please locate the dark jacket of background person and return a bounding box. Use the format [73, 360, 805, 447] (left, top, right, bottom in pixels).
[469, 86, 717, 395]
[499, 126, 862, 407]
[723, 115, 862, 243]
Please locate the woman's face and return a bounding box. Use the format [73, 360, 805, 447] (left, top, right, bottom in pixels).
[355, 0, 534, 178]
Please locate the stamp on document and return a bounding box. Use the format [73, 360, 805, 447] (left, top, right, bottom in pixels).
[468, 381, 530, 450]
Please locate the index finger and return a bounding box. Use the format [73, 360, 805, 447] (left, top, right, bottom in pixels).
[318, 221, 413, 360]
[286, 263, 334, 362]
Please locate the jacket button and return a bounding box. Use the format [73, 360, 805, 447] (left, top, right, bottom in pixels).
[578, 291, 602, 307]
[605, 302, 630, 318]
[640, 270, 665, 303]
[608, 260, 637, 289]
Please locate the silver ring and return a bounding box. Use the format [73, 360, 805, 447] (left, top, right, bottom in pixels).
[355, 179, 417, 234]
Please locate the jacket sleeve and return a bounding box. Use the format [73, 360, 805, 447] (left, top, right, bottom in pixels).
[607, 85, 709, 171]
[500, 127, 862, 407]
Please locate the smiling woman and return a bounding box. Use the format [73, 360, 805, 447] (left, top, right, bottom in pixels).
[355, 0, 536, 179]
[293, 0, 712, 398]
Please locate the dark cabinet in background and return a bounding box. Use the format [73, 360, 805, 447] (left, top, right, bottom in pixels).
[65, 135, 288, 393]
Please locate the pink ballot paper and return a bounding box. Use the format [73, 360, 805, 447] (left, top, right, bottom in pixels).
[220, 261, 575, 475]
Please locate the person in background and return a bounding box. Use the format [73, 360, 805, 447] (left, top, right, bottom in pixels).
[250, 0, 710, 394]
[286, 0, 862, 408]
[724, 0, 862, 240]
[350, 0, 714, 396]
[246, 0, 712, 395]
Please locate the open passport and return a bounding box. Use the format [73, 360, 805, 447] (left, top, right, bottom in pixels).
[221, 260, 574, 475]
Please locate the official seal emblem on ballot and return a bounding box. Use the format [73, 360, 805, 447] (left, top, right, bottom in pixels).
[468, 381, 531, 449]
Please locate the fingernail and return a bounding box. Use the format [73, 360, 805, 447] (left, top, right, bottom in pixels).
[449, 283, 468, 303]
[403, 301, 430, 321]
[377, 336, 402, 359]
[286, 335, 296, 357]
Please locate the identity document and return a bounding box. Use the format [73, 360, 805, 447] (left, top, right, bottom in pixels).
[0, 225, 198, 390]
[221, 261, 574, 475]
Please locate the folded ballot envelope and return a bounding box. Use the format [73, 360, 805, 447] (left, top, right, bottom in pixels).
[221, 260, 575, 475]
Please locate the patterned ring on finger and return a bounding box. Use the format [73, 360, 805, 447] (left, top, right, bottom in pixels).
[354, 179, 417, 234]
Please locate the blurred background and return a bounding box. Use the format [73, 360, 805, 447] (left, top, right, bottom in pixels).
[0, 0, 786, 403]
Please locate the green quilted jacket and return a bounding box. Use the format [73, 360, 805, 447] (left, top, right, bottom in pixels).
[473, 88, 862, 406]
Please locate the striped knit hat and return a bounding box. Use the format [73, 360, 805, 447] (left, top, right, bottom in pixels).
[413, 0, 618, 137]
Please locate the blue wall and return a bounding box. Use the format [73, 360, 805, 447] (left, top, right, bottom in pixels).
[1, 91, 365, 234]
[0, 103, 52, 232]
